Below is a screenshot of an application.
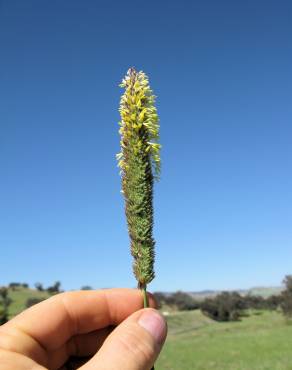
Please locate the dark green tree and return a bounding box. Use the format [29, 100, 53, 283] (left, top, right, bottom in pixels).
[26, 297, 45, 308]
[201, 292, 246, 322]
[47, 281, 61, 294]
[35, 282, 44, 291]
[166, 291, 200, 311]
[0, 287, 12, 324]
[281, 275, 292, 318]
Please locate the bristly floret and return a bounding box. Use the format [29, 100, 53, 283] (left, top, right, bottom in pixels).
[117, 67, 161, 286]
[117, 67, 161, 180]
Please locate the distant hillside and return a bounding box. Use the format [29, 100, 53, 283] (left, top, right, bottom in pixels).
[5, 287, 50, 319]
[188, 286, 282, 300]
[246, 286, 283, 297]
[1, 285, 283, 320]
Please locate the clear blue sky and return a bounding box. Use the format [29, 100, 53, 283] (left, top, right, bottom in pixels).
[1, 0, 291, 292]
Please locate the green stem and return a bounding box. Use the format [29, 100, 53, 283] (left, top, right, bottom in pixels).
[140, 284, 155, 370]
[142, 285, 149, 308]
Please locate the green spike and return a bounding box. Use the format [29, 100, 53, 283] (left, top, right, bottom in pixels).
[117, 67, 161, 291]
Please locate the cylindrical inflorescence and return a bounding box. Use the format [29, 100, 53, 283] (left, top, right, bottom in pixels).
[117, 67, 161, 287]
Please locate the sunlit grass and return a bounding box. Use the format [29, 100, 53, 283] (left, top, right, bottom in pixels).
[157, 310, 292, 370]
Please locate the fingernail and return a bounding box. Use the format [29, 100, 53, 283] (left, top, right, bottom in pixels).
[138, 310, 167, 344]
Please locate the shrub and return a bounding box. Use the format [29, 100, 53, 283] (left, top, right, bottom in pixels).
[153, 291, 199, 311]
[35, 282, 44, 291]
[281, 275, 292, 318]
[0, 287, 12, 324]
[153, 292, 168, 309]
[9, 282, 21, 290]
[266, 294, 283, 310]
[81, 286, 93, 290]
[26, 298, 45, 308]
[8, 282, 28, 290]
[244, 294, 266, 310]
[201, 292, 246, 321]
[47, 281, 61, 294]
[168, 291, 200, 311]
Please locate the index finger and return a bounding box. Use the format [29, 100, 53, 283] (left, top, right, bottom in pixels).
[1, 288, 156, 352]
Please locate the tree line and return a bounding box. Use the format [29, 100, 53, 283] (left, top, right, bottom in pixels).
[0, 281, 94, 324]
[0, 281, 64, 324]
[1, 276, 292, 324]
[154, 275, 292, 322]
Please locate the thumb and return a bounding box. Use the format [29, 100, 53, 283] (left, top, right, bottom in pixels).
[80, 308, 167, 370]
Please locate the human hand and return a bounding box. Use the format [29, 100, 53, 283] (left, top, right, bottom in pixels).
[0, 288, 167, 369]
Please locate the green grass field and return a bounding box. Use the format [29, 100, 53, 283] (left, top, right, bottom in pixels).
[7, 287, 50, 319]
[157, 310, 292, 370]
[4, 288, 292, 370]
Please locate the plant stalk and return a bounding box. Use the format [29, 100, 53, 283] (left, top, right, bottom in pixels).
[140, 284, 155, 370]
[142, 285, 149, 308]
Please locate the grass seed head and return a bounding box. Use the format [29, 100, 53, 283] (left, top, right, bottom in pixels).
[117, 67, 161, 286]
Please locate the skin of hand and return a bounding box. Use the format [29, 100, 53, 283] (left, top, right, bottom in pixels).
[0, 288, 167, 370]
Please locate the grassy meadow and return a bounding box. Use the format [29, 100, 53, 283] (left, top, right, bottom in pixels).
[6, 287, 50, 319]
[157, 309, 292, 370]
[4, 288, 292, 370]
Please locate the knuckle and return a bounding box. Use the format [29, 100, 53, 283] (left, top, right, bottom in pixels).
[0, 347, 8, 358]
[0, 332, 17, 353]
